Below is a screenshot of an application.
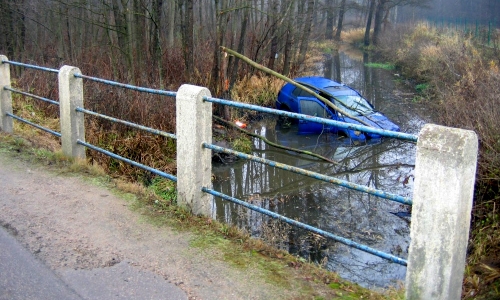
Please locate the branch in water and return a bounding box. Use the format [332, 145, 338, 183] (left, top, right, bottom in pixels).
[213, 115, 339, 165]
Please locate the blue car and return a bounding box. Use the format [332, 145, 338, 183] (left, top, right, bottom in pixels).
[276, 76, 400, 140]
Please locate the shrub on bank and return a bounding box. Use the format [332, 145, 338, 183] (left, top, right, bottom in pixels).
[378, 22, 500, 299]
[230, 74, 282, 107]
[342, 28, 366, 46]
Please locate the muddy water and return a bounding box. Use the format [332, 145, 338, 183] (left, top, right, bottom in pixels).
[212, 49, 432, 288]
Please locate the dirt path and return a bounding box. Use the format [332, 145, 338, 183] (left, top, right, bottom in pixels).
[0, 151, 293, 299]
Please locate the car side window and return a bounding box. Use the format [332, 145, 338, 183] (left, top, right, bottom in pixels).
[292, 87, 315, 98]
[300, 100, 328, 118]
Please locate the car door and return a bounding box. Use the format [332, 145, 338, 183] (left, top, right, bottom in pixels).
[297, 98, 333, 134]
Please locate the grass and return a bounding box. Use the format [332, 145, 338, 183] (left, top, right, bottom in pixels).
[414, 83, 429, 94]
[341, 28, 367, 46]
[364, 62, 396, 70]
[230, 74, 282, 107]
[0, 131, 404, 299]
[310, 40, 339, 55]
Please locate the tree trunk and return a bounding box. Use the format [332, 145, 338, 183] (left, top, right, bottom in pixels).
[111, 0, 132, 81]
[364, 0, 376, 46]
[372, 0, 387, 46]
[281, 0, 295, 76]
[167, 0, 175, 48]
[210, 0, 222, 95]
[282, 25, 293, 76]
[65, 4, 73, 61]
[124, 0, 136, 83]
[183, 0, 194, 78]
[151, 0, 164, 88]
[133, 0, 146, 73]
[334, 0, 347, 41]
[15, 0, 26, 60]
[297, 0, 314, 68]
[267, 0, 278, 70]
[325, 0, 335, 40]
[229, 3, 249, 90]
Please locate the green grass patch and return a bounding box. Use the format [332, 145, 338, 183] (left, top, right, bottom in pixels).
[148, 176, 177, 205]
[190, 232, 291, 287]
[232, 136, 252, 154]
[415, 83, 429, 94]
[364, 62, 396, 70]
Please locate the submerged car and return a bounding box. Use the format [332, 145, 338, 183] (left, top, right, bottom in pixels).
[276, 76, 400, 140]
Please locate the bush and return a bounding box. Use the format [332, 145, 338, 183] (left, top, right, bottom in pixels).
[378, 22, 500, 299]
[231, 74, 282, 107]
[342, 28, 366, 46]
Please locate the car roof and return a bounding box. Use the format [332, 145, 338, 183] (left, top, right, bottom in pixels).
[293, 77, 358, 96]
[294, 76, 344, 89]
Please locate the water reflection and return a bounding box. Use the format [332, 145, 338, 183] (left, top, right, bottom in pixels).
[212, 49, 429, 288]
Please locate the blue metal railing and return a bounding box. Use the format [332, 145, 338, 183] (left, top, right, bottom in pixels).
[204, 143, 412, 206]
[203, 187, 407, 266]
[2, 72, 61, 137]
[6, 112, 61, 137]
[201, 96, 416, 266]
[2, 60, 178, 183]
[5, 87, 60, 106]
[204, 96, 419, 142]
[74, 74, 177, 97]
[75, 107, 177, 140]
[1, 59, 59, 73]
[2, 59, 414, 267]
[77, 140, 177, 182]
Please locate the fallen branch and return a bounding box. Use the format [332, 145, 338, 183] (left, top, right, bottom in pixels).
[214, 115, 339, 165]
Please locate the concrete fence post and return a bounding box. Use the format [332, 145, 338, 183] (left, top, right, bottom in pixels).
[58, 66, 86, 159]
[406, 124, 478, 299]
[0, 55, 13, 133]
[176, 84, 213, 216]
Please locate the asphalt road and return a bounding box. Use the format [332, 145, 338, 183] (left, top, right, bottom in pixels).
[0, 225, 187, 300]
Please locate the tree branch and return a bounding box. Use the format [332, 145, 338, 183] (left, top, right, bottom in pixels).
[213, 115, 339, 165]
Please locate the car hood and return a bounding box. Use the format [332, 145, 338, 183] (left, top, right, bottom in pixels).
[343, 112, 400, 133]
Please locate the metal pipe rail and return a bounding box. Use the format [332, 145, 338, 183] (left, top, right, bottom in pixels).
[203, 143, 412, 205]
[77, 140, 177, 182]
[75, 107, 177, 140]
[5, 87, 60, 106]
[202, 187, 407, 266]
[74, 74, 177, 97]
[1, 60, 59, 73]
[204, 96, 419, 142]
[6, 112, 61, 137]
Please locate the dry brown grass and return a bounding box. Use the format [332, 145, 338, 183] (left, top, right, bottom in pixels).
[378, 22, 500, 299]
[342, 28, 367, 46]
[230, 74, 283, 107]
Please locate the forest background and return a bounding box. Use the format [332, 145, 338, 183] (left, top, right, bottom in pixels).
[1, 0, 499, 298]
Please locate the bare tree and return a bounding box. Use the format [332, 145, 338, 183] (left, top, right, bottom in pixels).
[334, 0, 347, 41]
[0, 0, 26, 60]
[182, 0, 194, 78]
[325, 0, 337, 40]
[364, 0, 376, 46]
[297, 0, 315, 68]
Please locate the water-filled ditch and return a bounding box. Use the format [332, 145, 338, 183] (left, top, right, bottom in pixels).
[212, 48, 432, 288]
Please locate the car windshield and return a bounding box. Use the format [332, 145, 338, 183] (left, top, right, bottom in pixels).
[333, 95, 374, 116]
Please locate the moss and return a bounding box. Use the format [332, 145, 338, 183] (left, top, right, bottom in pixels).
[232, 136, 252, 154]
